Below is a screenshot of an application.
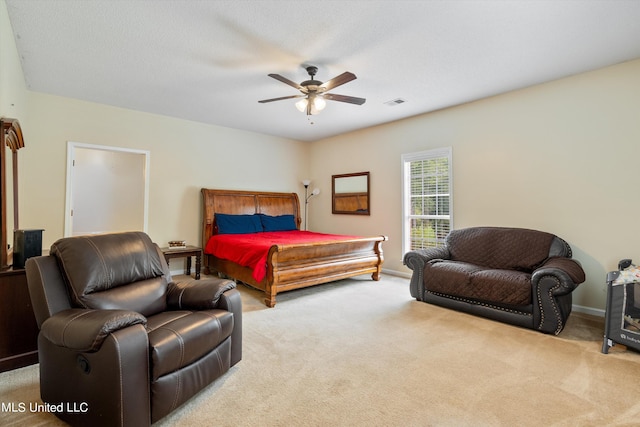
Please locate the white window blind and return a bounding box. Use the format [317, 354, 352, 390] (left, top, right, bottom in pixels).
[402, 148, 452, 251]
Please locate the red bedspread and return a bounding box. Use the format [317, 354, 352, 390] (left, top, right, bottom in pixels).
[205, 231, 358, 282]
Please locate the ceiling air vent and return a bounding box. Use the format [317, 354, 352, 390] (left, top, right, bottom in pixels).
[384, 98, 406, 106]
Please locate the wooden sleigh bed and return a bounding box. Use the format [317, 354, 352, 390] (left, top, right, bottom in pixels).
[201, 188, 387, 307]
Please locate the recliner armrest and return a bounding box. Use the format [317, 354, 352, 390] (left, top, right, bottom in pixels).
[217, 287, 243, 366]
[167, 278, 236, 310]
[41, 308, 147, 352]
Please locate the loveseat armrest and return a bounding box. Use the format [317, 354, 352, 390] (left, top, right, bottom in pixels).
[166, 278, 236, 310]
[41, 308, 147, 352]
[404, 247, 451, 300]
[533, 257, 586, 292]
[531, 257, 585, 334]
[403, 246, 451, 269]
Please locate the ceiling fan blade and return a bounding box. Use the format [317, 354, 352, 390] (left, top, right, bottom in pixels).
[319, 72, 356, 91]
[268, 73, 303, 90]
[323, 93, 366, 105]
[258, 95, 304, 103]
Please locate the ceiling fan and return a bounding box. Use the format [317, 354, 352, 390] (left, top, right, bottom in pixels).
[258, 66, 366, 116]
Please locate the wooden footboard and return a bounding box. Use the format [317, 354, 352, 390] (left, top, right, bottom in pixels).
[206, 235, 385, 307]
[201, 188, 386, 307]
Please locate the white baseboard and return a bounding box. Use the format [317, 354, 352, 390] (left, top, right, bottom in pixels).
[382, 268, 411, 279]
[572, 304, 605, 317]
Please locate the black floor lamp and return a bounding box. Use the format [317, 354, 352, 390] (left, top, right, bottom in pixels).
[302, 179, 320, 230]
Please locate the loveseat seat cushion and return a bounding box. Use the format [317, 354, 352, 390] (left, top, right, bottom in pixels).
[446, 227, 555, 271]
[425, 261, 531, 306]
[147, 309, 234, 380]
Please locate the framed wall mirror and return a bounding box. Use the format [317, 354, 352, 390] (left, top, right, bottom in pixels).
[332, 171, 370, 215]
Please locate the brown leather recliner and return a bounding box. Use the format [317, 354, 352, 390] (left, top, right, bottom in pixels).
[25, 231, 242, 426]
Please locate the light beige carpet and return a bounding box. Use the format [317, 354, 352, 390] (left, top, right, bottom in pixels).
[2, 274, 640, 426]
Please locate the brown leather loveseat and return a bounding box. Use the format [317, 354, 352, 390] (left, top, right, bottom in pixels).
[403, 227, 586, 335]
[25, 231, 242, 426]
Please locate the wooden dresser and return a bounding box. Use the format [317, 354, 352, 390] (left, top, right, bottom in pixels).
[0, 268, 39, 372]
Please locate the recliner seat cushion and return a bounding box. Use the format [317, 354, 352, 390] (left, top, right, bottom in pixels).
[147, 310, 234, 380]
[425, 261, 531, 306]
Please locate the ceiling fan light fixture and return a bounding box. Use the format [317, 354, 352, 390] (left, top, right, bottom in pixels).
[295, 95, 326, 115]
[295, 98, 308, 112]
[313, 96, 326, 111]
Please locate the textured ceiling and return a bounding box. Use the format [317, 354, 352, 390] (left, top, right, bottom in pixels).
[6, 0, 640, 142]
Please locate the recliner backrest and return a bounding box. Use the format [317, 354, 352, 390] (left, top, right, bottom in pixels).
[50, 231, 169, 316]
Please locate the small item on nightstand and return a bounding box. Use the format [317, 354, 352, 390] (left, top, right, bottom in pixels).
[168, 240, 186, 248]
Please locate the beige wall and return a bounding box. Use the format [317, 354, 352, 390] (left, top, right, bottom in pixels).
[309, 58, 640, 312]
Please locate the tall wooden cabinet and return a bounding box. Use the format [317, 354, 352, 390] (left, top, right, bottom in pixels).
[0, 268, 39, 372]
[0, 118, 36, 372]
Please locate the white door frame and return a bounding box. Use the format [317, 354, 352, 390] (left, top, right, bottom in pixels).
[64, 142, 150, 237]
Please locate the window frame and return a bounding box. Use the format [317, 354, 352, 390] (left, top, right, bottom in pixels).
[401, 147, 453, 254]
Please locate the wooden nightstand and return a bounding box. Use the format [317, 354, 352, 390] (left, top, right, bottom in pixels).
[161, 246, 202, 280]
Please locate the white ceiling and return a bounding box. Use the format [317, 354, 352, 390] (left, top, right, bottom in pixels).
[6, 0, 640, 142]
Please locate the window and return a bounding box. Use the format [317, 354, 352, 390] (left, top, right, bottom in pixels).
[402, 147, 452, 252]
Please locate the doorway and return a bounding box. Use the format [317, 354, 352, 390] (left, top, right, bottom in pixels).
[64, 142, 150, 237]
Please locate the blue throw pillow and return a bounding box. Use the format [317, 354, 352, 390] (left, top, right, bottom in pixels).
[260, 214, 297, 232]
[215, 213, 263, 234]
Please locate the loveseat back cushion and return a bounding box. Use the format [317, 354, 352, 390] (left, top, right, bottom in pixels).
[548, 236, 572, 258]
[446, 227, 556, 271]
[50, 232, 167, 313]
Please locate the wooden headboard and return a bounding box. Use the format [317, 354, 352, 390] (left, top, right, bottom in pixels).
[201, 188, 301, 247]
